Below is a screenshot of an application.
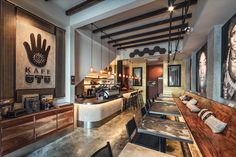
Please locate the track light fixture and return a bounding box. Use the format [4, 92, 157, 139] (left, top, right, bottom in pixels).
[184, 26, 193, 34]
[168, 0, 174, 12]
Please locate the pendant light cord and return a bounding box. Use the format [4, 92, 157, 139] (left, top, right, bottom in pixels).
[101, 31, 103, 71]
[91, 23, 93, 69]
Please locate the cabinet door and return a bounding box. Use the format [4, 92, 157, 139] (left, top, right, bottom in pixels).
[0, 0, 16, 99]
[55, 27, 66, 98]
[35, 112, 57, 138]
[1, 117, 34, 156]
[58, 108, 74, 129]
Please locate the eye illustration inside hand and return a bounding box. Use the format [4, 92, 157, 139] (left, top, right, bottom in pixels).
[23, 33, 50, 67]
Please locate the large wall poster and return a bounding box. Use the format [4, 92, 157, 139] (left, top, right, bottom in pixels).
[196, 43, 207, 95]
[222, 13, 236, 100]
[16, 16, 56, 90]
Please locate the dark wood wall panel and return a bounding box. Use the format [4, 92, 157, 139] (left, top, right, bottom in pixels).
[0, 0, 16, 99]
[55, 27, 66, 97]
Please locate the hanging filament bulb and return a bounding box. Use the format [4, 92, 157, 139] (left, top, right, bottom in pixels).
[90, 67, 94, 72]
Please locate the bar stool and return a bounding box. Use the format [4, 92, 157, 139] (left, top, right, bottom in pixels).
[131, 91, 138, 109]
[137, 90, 144, 108]
[127, 92, 134, 109]
[122, 97, 128, 111]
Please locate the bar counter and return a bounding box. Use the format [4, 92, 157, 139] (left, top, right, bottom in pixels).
[75, 90, 136, 128]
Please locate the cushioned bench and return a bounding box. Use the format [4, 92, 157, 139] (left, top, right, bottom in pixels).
[174, 92, 236, 157]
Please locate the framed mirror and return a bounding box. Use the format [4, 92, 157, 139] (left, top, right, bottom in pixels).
[168, 64, 181, 87]
[133, 67, 142, 86]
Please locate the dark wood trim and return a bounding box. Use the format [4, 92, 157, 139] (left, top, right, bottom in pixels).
[55, 27, 66, 98]
[93, 0, 197, 33]
[108, 23, 187, 44]
[101, 14, 192, 39]
[66, 0, 104, 16]
[113, 31, 185, 47]
[117, 37, 183, 50]
[0, 0, 16, 100]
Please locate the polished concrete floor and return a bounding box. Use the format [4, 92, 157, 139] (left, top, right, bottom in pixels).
[27, 108, 184, 157]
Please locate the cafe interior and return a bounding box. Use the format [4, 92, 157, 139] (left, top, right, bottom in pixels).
[1, 0, 236, 157]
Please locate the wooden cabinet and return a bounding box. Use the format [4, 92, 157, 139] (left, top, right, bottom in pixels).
[0, 104, 74, 156]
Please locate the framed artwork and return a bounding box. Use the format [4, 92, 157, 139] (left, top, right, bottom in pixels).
[196, 43, 207, 95]
[221, 13, 236, 100]
[16, 15, 56, 90]
[168, 64, 181, 87]
[133, 67, 142, 86]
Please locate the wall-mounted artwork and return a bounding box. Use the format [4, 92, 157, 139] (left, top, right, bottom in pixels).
[168, 64, 181, 87]
[133, 67, 142, 86]
[196, 43, 207, 95]
[221, 13, 236, 100]
[16, 15, 56, 90]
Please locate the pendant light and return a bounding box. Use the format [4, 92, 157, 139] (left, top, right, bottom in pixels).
[90, 23, 94, 72]
[100, 31, 103, 74]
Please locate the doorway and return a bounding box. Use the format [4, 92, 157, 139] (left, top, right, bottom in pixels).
[147, 64, 163, 99]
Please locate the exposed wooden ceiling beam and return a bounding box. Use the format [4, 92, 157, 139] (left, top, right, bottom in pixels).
[101, 13, 191, 39]
[113, 31, 185, 47]
[117, 37, 183, 50]
[66, 0, 104, 16]
[108, 23, 188, 43]
[93, 0, 197, 33]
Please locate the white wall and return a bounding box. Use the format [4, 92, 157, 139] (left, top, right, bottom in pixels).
[75, 29, 116, 84]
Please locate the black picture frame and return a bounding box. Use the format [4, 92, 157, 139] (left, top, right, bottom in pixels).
[221, 13, 236, 100]
[196, 43, 207, 96]
[133, 67, 142, 86]
[168, 64, 181, 87]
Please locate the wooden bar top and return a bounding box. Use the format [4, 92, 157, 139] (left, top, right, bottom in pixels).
[174, 93, 236, 157]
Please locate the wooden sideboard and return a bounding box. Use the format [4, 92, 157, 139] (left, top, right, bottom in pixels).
[174, 93, 236, 157]
[0, 103, 74, 156]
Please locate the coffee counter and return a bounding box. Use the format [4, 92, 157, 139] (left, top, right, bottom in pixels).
[75, 90, 136, 128]
[0, 103, 74, 156]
